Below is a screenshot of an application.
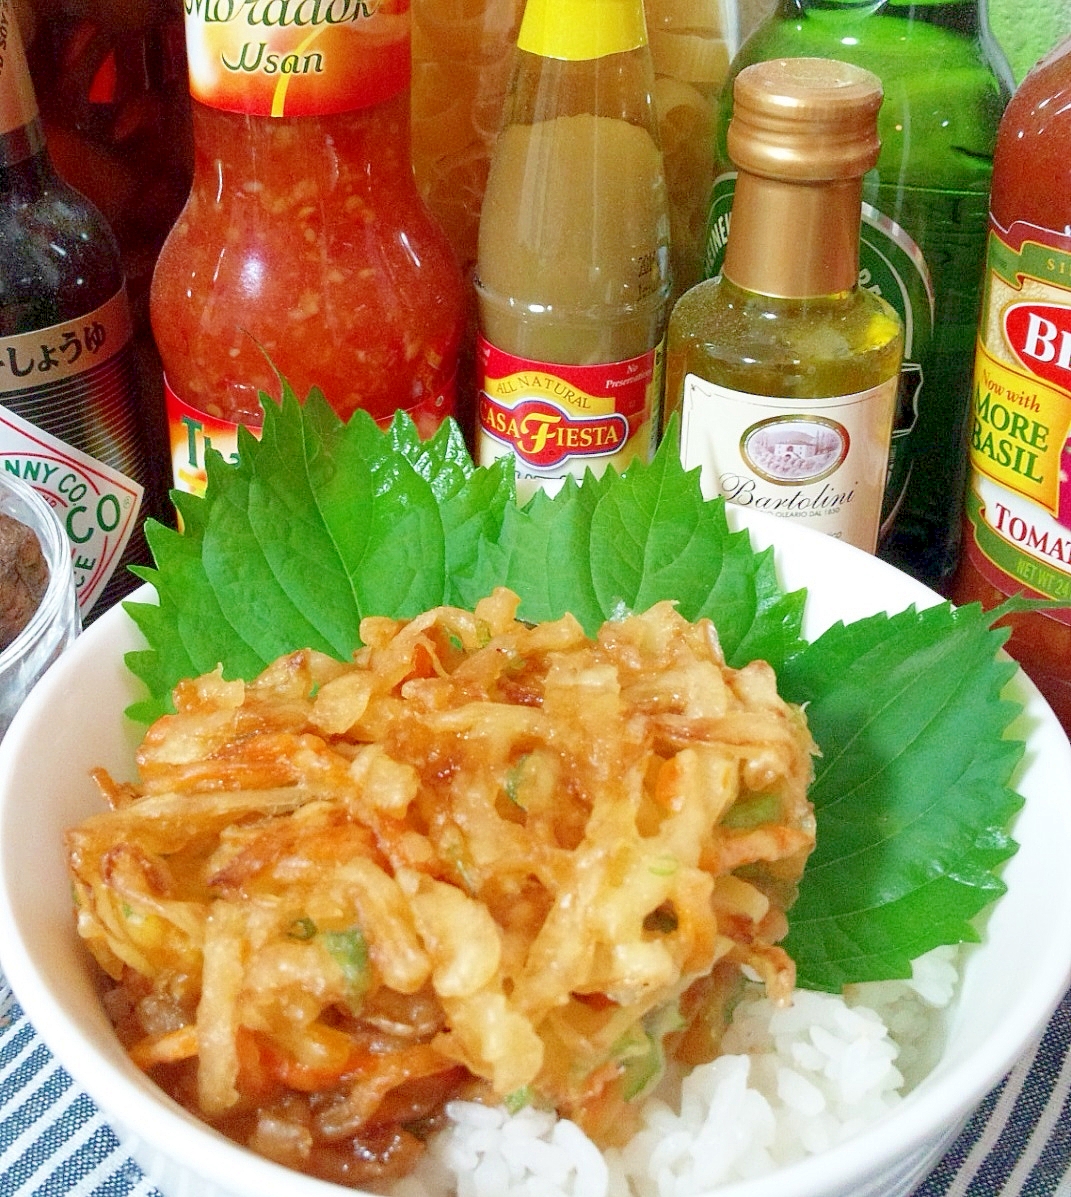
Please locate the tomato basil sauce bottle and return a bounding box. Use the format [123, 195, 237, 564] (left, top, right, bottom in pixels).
[951, 37, 1071, 734]
[151, 0, 466, 496]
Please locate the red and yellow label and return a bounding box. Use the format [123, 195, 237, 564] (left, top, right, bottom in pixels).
[183, 0, 410, 117]
[167, 379, 261, 498]
[962, 219, 1071, 621]
[969, 340, 1070, 516]
[476, 337, 660, 488]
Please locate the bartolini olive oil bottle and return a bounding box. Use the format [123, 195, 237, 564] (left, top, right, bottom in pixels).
[663, 57, 904, 553]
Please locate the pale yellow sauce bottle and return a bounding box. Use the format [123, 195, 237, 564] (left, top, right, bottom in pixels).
[663, 58, 904, 552]
[474, 0, 672, 497]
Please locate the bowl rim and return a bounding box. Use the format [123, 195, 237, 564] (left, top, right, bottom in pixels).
[0, 509, 1069, 1197]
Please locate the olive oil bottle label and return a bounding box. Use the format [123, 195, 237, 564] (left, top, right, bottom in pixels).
[961, 220, 1071, 621]
[679, 374, 898, 552]
[476, 337, 661, 494]
[0, 290, 145, 615]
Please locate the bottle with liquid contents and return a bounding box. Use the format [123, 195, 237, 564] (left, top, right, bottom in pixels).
[0, 0, 161, 619]
[474, 0, 672, 497]
[951, 37, 1071, 733]
[410, 0, 526, 424]
[22, 0, 193, 454]
[704, 0, 1013, 590]
[646, 0, 734, 301]
[151, 0, 466, 496]
[664, 57, 904, 553]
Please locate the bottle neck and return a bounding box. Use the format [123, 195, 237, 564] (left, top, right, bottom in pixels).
[0, 0, 46, 170]
[723, 170, 863, 298]
[0, 116, 47, 172]
[189, 89, 416, 191]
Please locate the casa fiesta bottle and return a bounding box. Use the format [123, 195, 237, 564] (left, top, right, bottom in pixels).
[473, 0, 672, 498]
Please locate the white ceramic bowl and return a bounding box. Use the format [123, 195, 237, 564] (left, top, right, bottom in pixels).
[0, 507, 1069, 1197]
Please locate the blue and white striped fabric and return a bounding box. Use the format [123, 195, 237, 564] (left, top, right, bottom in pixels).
[2, 979, 1069, 1197]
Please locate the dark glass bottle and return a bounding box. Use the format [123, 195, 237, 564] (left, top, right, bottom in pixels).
[703, 0, 1013, 592]
[21, 0, 192, 484]
[0, 0, 162, 619]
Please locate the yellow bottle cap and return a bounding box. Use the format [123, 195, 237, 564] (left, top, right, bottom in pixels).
[517, 0, 648, 61]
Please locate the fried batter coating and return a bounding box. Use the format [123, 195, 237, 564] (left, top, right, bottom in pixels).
[68, 590, 816, 1185]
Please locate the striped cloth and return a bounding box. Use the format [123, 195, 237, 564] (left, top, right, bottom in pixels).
[1, 979, 1069, 1197]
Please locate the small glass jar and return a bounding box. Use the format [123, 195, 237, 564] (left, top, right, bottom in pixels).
[0, 473, 80, 739]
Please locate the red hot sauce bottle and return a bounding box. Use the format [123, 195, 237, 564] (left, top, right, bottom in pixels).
[150, 0, 466, 496]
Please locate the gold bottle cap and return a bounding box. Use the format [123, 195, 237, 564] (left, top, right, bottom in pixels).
[727, 57, 883, 182]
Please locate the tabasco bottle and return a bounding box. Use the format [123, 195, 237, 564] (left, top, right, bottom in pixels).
[951, 37, 1071, 735]
[151, 0, 466, 497]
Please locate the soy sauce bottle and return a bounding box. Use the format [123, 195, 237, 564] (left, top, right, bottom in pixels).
[0, 0, 163, 618]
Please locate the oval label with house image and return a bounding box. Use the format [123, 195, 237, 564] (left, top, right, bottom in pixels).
[741, 416, 850, 485]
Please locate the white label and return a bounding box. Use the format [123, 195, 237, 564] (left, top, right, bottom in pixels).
[0, 404, 143, 616]
[0, 0, 38, 140]
[679, 374, 898, 552]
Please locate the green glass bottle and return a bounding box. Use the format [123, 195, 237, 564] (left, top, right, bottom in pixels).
[703, 0, 1013, 591]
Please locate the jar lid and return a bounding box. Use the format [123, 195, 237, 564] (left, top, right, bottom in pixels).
[728, 57, 883, 182]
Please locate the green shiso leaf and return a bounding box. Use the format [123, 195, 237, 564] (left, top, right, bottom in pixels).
[124, 399, 804, 708]
[778, 600, 1025, 991]
[122, 389, 1027, 990]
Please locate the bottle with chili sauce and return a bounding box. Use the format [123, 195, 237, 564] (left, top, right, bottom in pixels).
[151, 0, 466, 497]
[951, 36, 1071, 735]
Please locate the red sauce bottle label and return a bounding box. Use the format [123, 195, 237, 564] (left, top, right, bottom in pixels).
[184, 0, 410, 117]
[476, 337, 661, 493]
[166, 380, 257, 498]
[962, 218, 1071, 623]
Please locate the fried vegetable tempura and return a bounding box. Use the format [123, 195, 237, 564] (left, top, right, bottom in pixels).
[68, 590, 816, 1186]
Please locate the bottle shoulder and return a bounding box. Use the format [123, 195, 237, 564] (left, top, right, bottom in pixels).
[670, 276, 898, 334]
[0, 155, 123, 332]
[667, 277, 903, 394]
[989, 46, 1071, 226]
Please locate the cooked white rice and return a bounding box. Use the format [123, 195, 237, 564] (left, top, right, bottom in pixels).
[389, 947, 959, 1197]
